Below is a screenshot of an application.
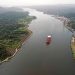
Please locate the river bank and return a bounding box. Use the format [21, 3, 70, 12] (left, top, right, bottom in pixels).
[0, 9, 36, 63]
[54, 15, 75, 59]
[54, 16, 74, 32]
[0, 29, 32, 64]
[71, 36, 75, 59]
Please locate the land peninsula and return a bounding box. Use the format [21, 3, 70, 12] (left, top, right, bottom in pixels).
[0, 7, 36, 63]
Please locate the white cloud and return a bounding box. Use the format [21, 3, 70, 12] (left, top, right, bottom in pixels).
[0, 0, 75, 7]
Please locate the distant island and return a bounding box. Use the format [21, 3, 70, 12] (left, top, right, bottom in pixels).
[0, 7, 36, 62]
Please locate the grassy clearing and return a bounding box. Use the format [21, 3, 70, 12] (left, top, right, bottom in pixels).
[71, 37, 75, 59]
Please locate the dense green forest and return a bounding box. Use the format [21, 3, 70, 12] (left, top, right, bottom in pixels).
[0, 10, 36, 60]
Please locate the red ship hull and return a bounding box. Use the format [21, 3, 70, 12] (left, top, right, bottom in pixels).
[46, 36, 51, 45]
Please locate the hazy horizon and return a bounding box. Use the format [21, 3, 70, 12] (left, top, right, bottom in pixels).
[0, 0, 75, 7]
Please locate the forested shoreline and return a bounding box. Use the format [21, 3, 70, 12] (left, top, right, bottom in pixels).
[0, 8, 36, 61]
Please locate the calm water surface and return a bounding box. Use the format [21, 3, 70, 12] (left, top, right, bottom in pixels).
[0, 8, 75, 75]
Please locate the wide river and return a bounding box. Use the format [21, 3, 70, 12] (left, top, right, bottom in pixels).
[0, 8, 75, 75]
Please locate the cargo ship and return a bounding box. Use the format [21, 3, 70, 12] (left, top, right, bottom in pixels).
[46, 35, 52, 45]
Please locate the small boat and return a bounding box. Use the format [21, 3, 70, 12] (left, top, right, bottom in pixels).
[46, 35, 52, 45]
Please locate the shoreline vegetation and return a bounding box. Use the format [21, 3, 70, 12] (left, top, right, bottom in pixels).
[0, 10, 36, 63]
[0, 30, 32, 64]
[71, 36, 75, 59]
[54, 15, 75, 59]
